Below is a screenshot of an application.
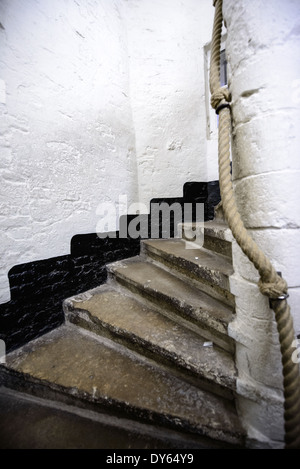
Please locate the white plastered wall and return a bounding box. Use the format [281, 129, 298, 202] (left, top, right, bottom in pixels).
[223, 0, 300, 447]
[0, 0, 139, 303]
[0, 0, 216, 304]
[123, 0, 217, 208]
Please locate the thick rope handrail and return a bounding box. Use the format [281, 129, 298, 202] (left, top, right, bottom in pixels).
[210, 0, 300, 449]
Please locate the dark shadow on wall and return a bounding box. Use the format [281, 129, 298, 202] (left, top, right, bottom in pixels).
[0, 181, 220, 353]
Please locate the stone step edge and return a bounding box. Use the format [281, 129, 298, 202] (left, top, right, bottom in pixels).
[0, 327, 245, 447]
[0, 386, 230, 450]
[64, 288, 236, 399]
[178, 221, 233, 243]
[68, 277, 231, 346]
[110, 278, 235, 355]
[142, 239, 233, 289]
[178, 222, 233, 259]
[140, 243, 235, 308]
[0, 366, 242, 447]
[106, 258, 235, 353]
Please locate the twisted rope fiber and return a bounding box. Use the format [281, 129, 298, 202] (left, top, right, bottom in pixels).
[210, 0, 300, 448]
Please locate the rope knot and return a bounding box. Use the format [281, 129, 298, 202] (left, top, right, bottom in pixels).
[211, 87, 231, 113]
[258, 275, 288, 300]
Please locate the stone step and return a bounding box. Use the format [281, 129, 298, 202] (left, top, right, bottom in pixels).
[64, 285, 236, 399]
[141, 239, 235, 307]
[0, 387, 235, 449]
[107, 257, 235, 354]
[1, 325, 245, 447]
[179, 221, 233, 259]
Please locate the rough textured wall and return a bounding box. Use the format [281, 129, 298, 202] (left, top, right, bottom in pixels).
[124, 0, 215, 207]
[223, 0, 300, 447]
[0, 0, 138, 303]
[0, 0, 216, 304]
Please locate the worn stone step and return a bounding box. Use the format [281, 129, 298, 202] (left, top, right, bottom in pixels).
[0, 387, 235, 449]
[179, 221, 233, 259]
[107, 258, 235, 353]
[141, 239, 235, 307]
[1, 325, 245, 447]
[64, 285, 236, 399]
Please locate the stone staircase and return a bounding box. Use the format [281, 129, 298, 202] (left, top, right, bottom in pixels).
[0, 217, 246, 448]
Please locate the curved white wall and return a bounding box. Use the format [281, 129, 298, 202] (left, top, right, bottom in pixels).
[0, 0, 215, 303]
[124, 0, 216, 207]
[0, 0, 138, 302]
